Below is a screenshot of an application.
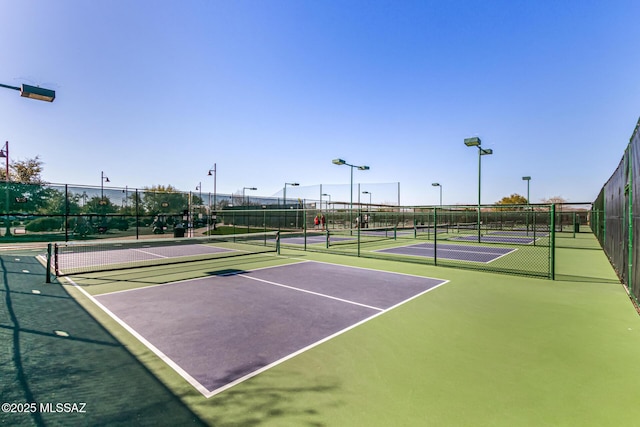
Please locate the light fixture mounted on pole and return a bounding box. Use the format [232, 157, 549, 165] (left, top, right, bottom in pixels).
[464, 137, 493, 243]
[362, 190, 372, 212]
[242, 187, 257, 205]
[431, 182, 442, 208]
[101, 171, 110, 201]
[0, 83, 56, 102]
[1, 80, 56, 240]
[321, 193, 331, 210]
[283, 182, 299, 206]
[207, 164, 217, 230]
[522, 176, 531, 204]
[332, 158, 369, 229]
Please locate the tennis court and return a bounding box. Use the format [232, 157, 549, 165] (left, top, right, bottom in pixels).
[375, 241, 516, 262]
[76, 260, 447, 397]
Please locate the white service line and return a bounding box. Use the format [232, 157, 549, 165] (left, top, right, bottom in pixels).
[241, 274, 384, 312]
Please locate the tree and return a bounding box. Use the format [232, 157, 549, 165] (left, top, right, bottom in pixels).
[0, 156, 45, 183]
[141, 185, 189, 216]
[495, 193, 528, 205]
[540, 196, 568, 204]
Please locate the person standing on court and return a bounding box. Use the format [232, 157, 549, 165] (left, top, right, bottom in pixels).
[314, 214, 320, 230]
[321, 214, 326, 231]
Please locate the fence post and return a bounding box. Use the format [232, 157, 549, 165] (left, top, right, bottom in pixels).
[135, 189, 140, 240]
[433, 207, 438, 266]
[550, 204, 556, 280]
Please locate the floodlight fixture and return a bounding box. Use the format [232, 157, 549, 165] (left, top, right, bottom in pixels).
[464, 137, 481, 147]
[21, 84, 56, 102]
[1, 83, 56, 102]
[332, 158, 346, 165]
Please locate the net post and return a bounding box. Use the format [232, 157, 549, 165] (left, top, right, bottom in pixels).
[54, 243, 59, 277]
[326, 230, 330, 249]
[303, 204, 307, 251]
[46, 243, 52, 283]
[275, 231, 280, 255]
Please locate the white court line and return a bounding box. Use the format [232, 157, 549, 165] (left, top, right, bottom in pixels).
[203, 277, 449, 398]
[66, 278, 212, 398]
[241, 274, 384, 311]
[66, 262, 449, 399]
[373, 243, 517, 264]
[132, 248, 169, 258]
[94, 258, 310, 297]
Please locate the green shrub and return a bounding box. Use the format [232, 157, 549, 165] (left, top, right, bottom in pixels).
[25, 217, 63, 232]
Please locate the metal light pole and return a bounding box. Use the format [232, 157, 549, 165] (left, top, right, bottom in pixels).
[101, 171, 110, 200]
[523, 176, 531, 233]
[322, 193, 331, 211]
[1, 81, 56, 238]
[522, 176, 531, 204]
[431, 182, 442, 208]
[208, 164, 217, 230]
[332, 158, 369, 229]
[243, 187, 257, 205]
[0, 142, 9, 237]
[283, 182, 299, 206]
[207, 164, 217, 208]
[362, 191, 372, 212]
[464, 137, 493, 243]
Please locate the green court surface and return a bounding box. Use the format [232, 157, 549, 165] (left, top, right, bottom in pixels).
[2, 232, 640, 426]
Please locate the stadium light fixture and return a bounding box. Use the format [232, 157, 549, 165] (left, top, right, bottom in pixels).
[464, 137, 481, 147]
[1, 83, 56, 102]
[465, 137, 494, 242]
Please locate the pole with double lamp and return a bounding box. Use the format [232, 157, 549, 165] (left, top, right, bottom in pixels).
[464, 137, 493, 243]
[332, 158, 369, 230]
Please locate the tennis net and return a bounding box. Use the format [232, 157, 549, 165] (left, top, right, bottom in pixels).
[50, 231, 279, 276]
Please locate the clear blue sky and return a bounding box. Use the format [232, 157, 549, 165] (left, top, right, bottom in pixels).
[1, 0, 638, 206]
